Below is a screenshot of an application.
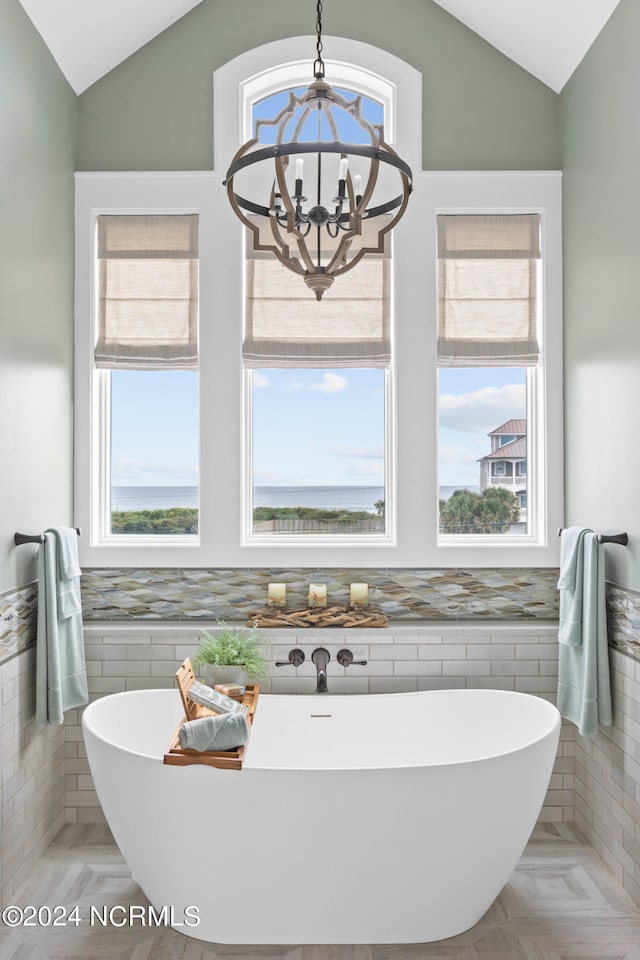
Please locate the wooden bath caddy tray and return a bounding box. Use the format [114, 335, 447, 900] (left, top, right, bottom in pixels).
[163, 658, 260, 770]
[246, 604, 388, 628]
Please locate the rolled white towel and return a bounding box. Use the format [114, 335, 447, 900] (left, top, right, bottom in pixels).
[178, 712, 249, 751]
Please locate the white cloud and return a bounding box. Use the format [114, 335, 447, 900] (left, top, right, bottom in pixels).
[439, 445, 481, 466]
[283, 375, 306, 391]
[253, 371, 270, 388]
[310, 372, 348, 393]
[439, 384, 526, 433]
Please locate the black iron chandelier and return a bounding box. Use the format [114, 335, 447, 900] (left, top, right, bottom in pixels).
[223, 1, 413, 300]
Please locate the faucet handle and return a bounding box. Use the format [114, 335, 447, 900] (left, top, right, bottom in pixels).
[337, 648, 368, 667]
[275, 648, 305, 668]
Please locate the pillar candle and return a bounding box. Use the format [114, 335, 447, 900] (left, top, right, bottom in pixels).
[268, 583, 286, 606]
[350, 582, 369, 607]
[308, 583, 327, 608]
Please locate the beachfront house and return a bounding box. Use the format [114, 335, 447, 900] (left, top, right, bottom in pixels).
[478, 419, 527, 523]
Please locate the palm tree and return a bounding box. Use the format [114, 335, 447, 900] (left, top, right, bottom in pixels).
[439, 488, 518, 534]
[374, 499, 385, 517]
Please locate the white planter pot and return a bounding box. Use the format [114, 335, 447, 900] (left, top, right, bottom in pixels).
[204, 665, 248, 687]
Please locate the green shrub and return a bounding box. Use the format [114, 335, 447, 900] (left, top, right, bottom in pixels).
[111, 507, 198, 535]
[192, 621, 268, 680]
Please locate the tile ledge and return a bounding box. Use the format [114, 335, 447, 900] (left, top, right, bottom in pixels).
[82, 618, 560, 636]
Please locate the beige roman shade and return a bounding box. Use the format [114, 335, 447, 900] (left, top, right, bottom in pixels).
[437, 214, 541, 367]
[243, 226, 391, 369]
[95, 214, 199, 369]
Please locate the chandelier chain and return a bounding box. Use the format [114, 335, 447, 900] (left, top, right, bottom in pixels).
[224, 0, 413, 299]
[314, 0, 325, 78]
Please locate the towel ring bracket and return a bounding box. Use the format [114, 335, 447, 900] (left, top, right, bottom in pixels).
[14, 528, 81, 546]
[557, 527, 628, 546]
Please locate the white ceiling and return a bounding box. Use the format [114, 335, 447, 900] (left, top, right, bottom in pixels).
[18, 0, 204, 94]
[432, 0, 622, 92]
[19, 0, 622, 95]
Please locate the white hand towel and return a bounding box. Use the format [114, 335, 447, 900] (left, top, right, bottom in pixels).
[52, 526, 82, 619]
[36, 531, 88, 725]
[558, 526, 590, 645]
[557, 532, 612, 737]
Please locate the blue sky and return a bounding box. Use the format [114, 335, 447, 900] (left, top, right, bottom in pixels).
[252, 368, 385, 486]
[110, 366, 525, 490]
[438, 367, 526, 486]
[253, 87, 384, 145]
[110, 370, 199, 486]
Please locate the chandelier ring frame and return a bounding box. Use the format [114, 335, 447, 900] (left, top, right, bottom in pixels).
[223, 139, 413, 188]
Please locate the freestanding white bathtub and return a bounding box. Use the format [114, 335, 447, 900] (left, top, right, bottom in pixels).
[83, 687, 560, 945]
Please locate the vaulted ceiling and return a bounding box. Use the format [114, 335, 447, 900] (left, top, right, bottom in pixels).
[19, 0, 622, 95]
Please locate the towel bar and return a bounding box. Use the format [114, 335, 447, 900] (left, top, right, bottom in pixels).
[557, 527, 628, 546]
[14, 527, 81, 546]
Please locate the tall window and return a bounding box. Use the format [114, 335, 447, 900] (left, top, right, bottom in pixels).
[95, 214, 199, 538]
[76, 39, 562, 567]
[243, 89, 393, 543]
[437, 214, 540, 538]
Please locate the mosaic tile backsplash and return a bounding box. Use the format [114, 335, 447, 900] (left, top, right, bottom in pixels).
[80, 567, 561, 621]
[0, 580, 37, 661]
[606, 582, 640, 658]
[4, 569, 640, 667]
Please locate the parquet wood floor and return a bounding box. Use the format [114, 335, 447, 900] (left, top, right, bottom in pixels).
[2, 822, 640, 959]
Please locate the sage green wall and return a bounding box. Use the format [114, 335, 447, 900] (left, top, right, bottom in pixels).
[76, 0, 560, 172]
[0, 1, 76, 593]
[561, 0, 640, 591]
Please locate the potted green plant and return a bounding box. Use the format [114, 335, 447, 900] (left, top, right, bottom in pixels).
[193, 621, 268, 686]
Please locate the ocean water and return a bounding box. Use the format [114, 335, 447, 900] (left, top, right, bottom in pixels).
[111, 485, 385, 513]
[254, 485, 385, 513]
[112, 484, 478, 512]
[112, 486, 198, 511]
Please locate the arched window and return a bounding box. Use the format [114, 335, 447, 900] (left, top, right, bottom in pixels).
[241, 76, 396, 544]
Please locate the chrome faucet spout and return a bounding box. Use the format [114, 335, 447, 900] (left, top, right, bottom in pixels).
[311, 647, 331, 694]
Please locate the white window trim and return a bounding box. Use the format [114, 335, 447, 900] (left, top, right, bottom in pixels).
[74, 38, 562, 568]
[212, 36, 422, 175]
[404, 171, 563, 561]
[74, 171, 240, 568]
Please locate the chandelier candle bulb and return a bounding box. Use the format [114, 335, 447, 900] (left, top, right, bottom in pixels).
[268, 583, 286, 607]
[337, 157, 348, 196]
[354, 174, 363, 199]
[308, 583, 328, 608]
[350, 582, 369, 608]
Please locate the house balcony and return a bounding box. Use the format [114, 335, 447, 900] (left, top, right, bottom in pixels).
[490, 476, 526, 486]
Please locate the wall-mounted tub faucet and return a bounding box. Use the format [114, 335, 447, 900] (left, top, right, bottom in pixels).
[311, 647, 331, 694]
[275, 648, 305, 668]
[337, 648, 368, 668]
